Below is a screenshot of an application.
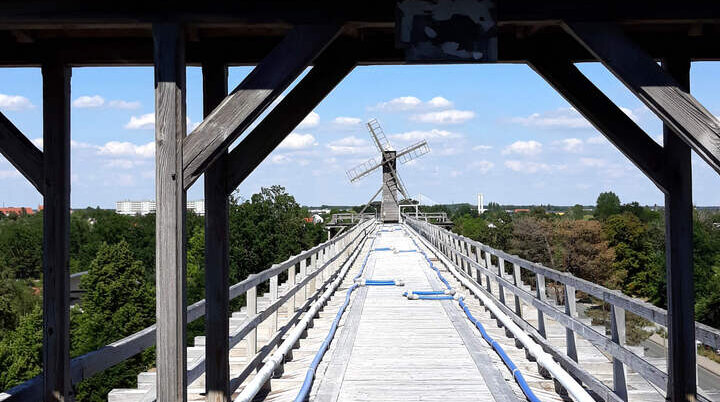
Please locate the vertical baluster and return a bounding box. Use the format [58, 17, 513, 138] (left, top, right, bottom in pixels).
[300, 257, 307, 304]
[564, 284, 578, 362]
[269, 275, 278, 335]
[472, 247, 481, 283]
[497, 256, 506, 305]
[288, 262, 296, 312]
[512, 263, 523, 318]
[536, 273, 547, 338]
[247, 286, 257, 357]
[611, 304, 628, 401]
[484, 251, 492, 294]
[309, 252, 318, 295]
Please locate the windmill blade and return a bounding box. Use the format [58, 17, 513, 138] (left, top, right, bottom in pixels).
[396, 140, 430, 164]
[367, 118, 393, 152]
[346, 156, 382, 182]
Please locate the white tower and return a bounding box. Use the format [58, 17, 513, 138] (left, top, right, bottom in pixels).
[477, 193, 487, 214]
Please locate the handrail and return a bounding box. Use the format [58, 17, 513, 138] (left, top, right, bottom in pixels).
[0, 218, 375, 402]
[406, 217, 719, 402]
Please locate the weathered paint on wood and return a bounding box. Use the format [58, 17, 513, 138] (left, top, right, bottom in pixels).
[202, 60, 229, 402]
[610, 305, 628, 401]
[153, 22, 187, 402]
[41, 58, 72, 402]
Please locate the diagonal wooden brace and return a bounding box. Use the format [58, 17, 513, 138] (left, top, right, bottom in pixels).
[224, 48, 356, 194]
[564, 21, 720, 175]
[0, 112, 43, 193]
[182, 25, 343, 189]
[528, 54, 668, 192]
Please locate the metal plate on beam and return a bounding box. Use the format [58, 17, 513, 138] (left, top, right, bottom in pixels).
[397, 0, 497, 62]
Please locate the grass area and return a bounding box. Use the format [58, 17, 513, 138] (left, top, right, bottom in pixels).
[584, 303, 654, 346]
[699, 345, 720, 364]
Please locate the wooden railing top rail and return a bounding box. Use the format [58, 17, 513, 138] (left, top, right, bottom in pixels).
[405, 217, 720, 349]
[0, 218, 375, 402]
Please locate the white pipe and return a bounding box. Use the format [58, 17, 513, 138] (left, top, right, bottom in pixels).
[234, 225, 373, 402]
[407, 223, 594, 402]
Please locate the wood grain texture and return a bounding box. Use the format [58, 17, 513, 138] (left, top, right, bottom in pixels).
[564, 21, 720, 176]
[41, 58, 71, 402]
[0, 111, 43, 193]
[182, 25, 342, 189]
[202, 60, 229, 402]
[153, 22, 187, 402]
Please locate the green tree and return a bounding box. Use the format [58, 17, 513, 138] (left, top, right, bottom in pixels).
[568, 204, 585, 220]
[71, 241, 155, 402]
[595, 192, 621, 221]
[0, 305, 42, 390]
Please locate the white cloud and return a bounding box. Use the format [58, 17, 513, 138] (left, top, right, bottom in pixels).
[558, 138, 583, 153]
[71, 140, 97, 150]
[333, 116, 362, 126]
[427, 96, 453, 109]
[297, 111, 319, 129]
[0, 94, 34, 111]
[580, 157, 607, 167]
[371, 96, 422, 111]
[436, 146, 463, 156]
[326, 136, 374, 155]
[411, 109, 475, 125]
[468, 160, 494, 174]
[278, 133, 317, 150]
[73, 95, 105, 108]
[125, 113, 155, 130]
[108, 100, 141, 110]
[271, 154, 292, 164]
[98, 141, 155, 158]
[587, 135, 608, 145]
[472, 144, 493, 151]
[509, 107, 589, 129]
[0, 169, 20, 179]
[502, 140, 542, 156]
[390, 129, 459, 142]
[105, 159, 146, 169]
[505, 160, 564, 174]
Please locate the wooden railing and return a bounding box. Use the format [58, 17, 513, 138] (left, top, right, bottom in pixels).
[0, 218, 375, 402]
[406, 217, 720, 402]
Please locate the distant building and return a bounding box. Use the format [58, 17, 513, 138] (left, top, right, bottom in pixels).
[0, 206, 35, 216]
[116, 200, 205, 216]
[309, 208, 331, 215]
[312, 214, 324, 224]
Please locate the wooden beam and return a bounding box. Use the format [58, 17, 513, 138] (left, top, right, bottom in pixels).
[528, 55, 668, 192]
[201, 60, 229, 402]
[564, 21, 720, 176]
[41, 58, 71, 402]
[182, 25, 342, 189]
[153, 22, 187, 402]
[224, 51, 356, 193]
[661, 55, 696, 402]
[0, 112, 43, 193]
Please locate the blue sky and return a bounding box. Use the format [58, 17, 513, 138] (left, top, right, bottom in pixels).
[0, 62, 719, 209]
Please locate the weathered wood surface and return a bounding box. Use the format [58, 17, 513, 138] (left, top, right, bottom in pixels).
[153, 22, 187, 402]
[41, 58, 72, 402]
[564, 21, 720, 176]
[202, 60, 230, 402]
[225, 49, 356, 192]
[182, 25, 342, 189]
[0, 111, 43, 193]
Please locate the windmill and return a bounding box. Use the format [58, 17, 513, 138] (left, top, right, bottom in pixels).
[346, 119, 430, 223]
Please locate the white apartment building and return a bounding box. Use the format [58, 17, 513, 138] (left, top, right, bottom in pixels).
[116, 200, 205, 216]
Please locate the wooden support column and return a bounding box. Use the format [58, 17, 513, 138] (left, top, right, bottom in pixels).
[512, 263, 522, 318]
[662, 55, 696, 402]
[536, 273, 547, 338]
[202, 60, 229, 402]
[564, 284, 578, 362]
[611, 305, 628, 401]
[41, 57, 71, 402]
[153, 23, 187, 402]
[0, 112, 44, 193]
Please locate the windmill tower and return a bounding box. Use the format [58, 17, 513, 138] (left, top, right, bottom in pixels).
[346, 119, 430, 222]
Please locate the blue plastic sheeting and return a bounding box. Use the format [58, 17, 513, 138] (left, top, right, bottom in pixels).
[372, 247, 392, 251]
[408, 236, 541, 402]
[294, 235, 377, 402]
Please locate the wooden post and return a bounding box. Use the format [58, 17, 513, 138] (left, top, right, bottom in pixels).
[610, 304, 628, 401]
[512, 263, 522, 318]
[309, 253, 317, 295]
[41, 58, 72, 402]
[564, 284, 578, 362]
[497, 257, 506, 305]
[153, 23, 187, 402]
[661, 55, 696, 402]
[202, 60, 229, 402]
[247, 286, 257, 357]
[300, 257, 307, 304]
[288, 263, 296, 312]
[536, 273, 547, 338]
[484, 252, 493, 294]
[270, 275, 279, 335]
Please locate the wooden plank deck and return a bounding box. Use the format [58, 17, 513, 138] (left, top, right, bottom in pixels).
[312, 226, 520, 402]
